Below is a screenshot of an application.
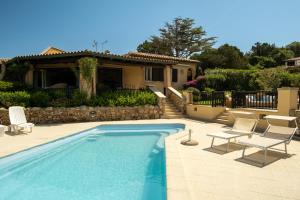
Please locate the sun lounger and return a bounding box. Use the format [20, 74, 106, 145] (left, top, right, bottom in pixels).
[237, 115, 298, 165]
[8, 106, 34, 133]
[207, 112, 258, 152]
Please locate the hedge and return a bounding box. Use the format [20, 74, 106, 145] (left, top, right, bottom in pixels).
[0, 81, 25, 91]
[202, 68, 300, 91]
[0, 91, 31, 108]
[0, 89, 157, 108]
[205, 69, 257, 91]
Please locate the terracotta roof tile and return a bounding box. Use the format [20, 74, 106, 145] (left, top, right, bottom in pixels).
[10, 50, 178, 65]
[286, 57, 300, 61]
[0, 58, 10, 63]
[126, 52, 199, 63]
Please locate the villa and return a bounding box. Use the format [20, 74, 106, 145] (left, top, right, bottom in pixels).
[1, 47, 198, 94]
[285, 57, 300, 67]
[1, 49, 300, 200]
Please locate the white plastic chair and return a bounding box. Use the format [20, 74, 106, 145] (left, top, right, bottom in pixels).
[8, 106, 34, 133]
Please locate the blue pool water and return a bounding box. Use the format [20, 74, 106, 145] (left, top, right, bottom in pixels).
[0, 123, 184, 200]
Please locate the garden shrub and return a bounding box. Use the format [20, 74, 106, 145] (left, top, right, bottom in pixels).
[186, 87, 201, 102]
[289, 74, 300, 87]
[205, 69, 257, 91]
[89, 90, 157, 107]
[70, 91, 87, 106]
[48, 89, 66, 99]
[49, 98, 70, 107]
[205, 74, 226, 91]
[253, 68, 291, 91]
[30, 91, 50, 107]
[0, 81, 14, 91]
[0, 81, 26, 91]
[0, 91, 30, 108]
[0, 89, 157, 108]
[203, 87, 215, 93]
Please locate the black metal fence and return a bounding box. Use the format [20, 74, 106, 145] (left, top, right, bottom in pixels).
[232, 90, 277, 110]
[44, 86, 74, 99]
[193, 91, 225, 107]
[298, 90, 300, 109]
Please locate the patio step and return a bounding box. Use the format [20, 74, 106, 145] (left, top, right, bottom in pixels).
[163, 99, 185, 119]
[214, 110, 233, 125]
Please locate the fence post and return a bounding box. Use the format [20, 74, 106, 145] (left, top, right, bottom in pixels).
[231, 90, 235, 108]
[277, 87, 299, 115]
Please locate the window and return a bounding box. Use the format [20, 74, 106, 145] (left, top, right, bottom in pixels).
[172, 68, 178, 82]
[145, 67, 164, 81]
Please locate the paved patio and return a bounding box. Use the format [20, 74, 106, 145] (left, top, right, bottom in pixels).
[0, 119, 299, 200]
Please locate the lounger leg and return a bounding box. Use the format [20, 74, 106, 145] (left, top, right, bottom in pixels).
[242, 146, 246, 158]
[284, 143, 287, 155]
[263, 149, 267, 166]
[210, 137, 215, 148]
[226, 139, 230, 152]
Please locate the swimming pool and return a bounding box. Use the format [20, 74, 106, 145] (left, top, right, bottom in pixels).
[0, 123, 185, 200]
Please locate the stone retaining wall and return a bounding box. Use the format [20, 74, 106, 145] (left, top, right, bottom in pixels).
[0, 105, 163, 125]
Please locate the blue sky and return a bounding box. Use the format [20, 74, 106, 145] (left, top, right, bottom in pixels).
[0, 0, 299, 57]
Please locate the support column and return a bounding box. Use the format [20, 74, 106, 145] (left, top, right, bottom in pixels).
[277, 87, 299, 115]
[25, 64, 34, 87]
[164, 65, 172, 94]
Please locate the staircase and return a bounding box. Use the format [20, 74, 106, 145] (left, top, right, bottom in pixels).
[163, 99, 185, 119]
[214, 108, 233, 125]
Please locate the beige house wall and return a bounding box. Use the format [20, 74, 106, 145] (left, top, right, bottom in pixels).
[186, 104, 225, 121]
[122, 66, 144, 89]
[26, 59, 197, 94]
[171, 63, 197, 89]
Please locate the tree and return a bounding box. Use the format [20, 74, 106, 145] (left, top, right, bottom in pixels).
[217, 44, 248, 69]
[137, 17, 216, 58]
[250, 42, 276, 57]
[191, 48, 225, 70]
[78, 57, 98, 99]
[192, 44, 248, 69]
[248, 42, 294, 67]
[137, 37, 172, 56]
[254, 68, 288, 91]
[271, 48, 294, 66]
[286, 41, 300, 57]
[5, 62, 30, 83]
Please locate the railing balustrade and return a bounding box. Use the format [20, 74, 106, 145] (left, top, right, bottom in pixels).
[193, 91, 225, 107]
[231, 90, 277, 110]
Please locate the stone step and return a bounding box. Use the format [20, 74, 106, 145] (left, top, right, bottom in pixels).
[165, 105, 177, 108]
[163, 114, 186, 119]
[163, 98, 185, 119]
[221, 112, 230, 116]
[217, 115, 230, 119]
[165, 107, 180, 111]
[215, 118, 232, 125]
[165, 113, 182, 116]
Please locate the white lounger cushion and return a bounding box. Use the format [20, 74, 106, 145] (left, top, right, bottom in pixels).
[238, 135, 287, 149]
[264, 125, 296, 140]
[207, 130, 252, 139]
[207, 118, 257, 139]
[232, 118, 257, 133]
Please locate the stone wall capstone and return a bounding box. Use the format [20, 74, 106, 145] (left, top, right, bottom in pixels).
[0, 105, 163, 125]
